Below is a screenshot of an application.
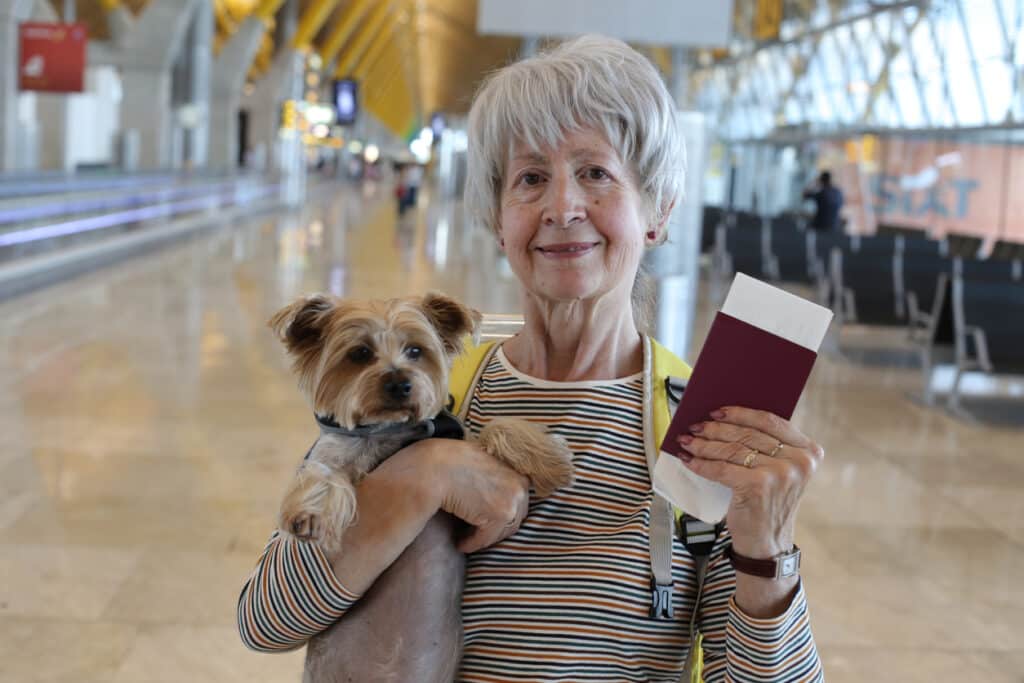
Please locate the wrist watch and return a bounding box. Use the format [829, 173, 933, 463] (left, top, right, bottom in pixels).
[726, 544, 801, 579]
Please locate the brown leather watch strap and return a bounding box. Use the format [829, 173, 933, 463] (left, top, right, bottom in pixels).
[726, 544, 801, 579]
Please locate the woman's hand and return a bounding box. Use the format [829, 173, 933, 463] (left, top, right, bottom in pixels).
[426, 439, 531, 553]
[676, 406, 824, 560]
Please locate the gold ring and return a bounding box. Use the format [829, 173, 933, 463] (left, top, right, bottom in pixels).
[742, 450, 758, 468]
[768, 442, 785, 458]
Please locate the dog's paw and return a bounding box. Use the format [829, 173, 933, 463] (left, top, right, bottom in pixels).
[528, 435, 575, 498]
[478, 418, 575, 498]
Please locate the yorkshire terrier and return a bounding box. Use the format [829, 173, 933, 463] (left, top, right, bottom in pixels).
[268, 291, 574, 683]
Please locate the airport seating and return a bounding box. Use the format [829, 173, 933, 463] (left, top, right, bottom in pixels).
[701, 205, 724, 253]
[949, 262, 1024, 408]
[959, 255, 1021, 281]
[945, 232, 983, 258]
[877, 223, 927, 239]
[768, 215, 816, 284]
[902, 238, 953, 338]
[773, 211, 805, 231]
[989, 240, 1024, 262]
[908, 266, 957, 402]
[813, 230, 851, 276]
[768, 224, 810, 282]
[731, 210, 762, 231]
[829, 234, 905, 326]
[714, 212, 773, 281]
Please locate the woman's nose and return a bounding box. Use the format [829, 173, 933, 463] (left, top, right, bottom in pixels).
[542, 174, 586, 228]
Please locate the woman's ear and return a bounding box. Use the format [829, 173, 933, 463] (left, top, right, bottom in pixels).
[645, 198, 677, 246]
[656, 198, 677, 230]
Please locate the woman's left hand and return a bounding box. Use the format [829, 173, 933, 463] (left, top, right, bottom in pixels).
[677, 406, 824, 559]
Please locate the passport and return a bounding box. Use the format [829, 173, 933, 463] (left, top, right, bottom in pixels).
[653, 273, 834, 523]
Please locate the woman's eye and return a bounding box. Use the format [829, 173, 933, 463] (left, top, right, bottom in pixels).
[348, 346, 373, 363]
[586, 168, 608, 181]
[406, 346, 423, 360]
[520, 173, 542, 186]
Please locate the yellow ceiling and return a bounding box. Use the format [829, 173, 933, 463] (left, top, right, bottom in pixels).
[70, 0, 522, 117]
[412, 0, 521, 115]
[65, 0, 839, 112]
[309, 0, 521, 116]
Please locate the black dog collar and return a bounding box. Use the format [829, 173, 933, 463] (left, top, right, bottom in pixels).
[313, 410, 465, 447]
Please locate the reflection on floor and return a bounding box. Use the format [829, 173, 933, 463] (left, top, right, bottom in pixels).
[1, 183, 1022, 682]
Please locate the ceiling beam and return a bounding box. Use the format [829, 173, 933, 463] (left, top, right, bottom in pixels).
[351, 13, 395, 79]
[254, 0, 287, 23]
[319, 0, 373, 66]
[710, 0, 926, 68]
[334, 0, 392, 78]
[291, 0, 341, 49]
[365, 45, 414, 137]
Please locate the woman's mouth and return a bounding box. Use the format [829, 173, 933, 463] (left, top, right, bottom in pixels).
[536, 242, 599, 258]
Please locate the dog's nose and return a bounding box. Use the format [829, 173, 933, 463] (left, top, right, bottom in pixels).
[383, 375, 413, 400]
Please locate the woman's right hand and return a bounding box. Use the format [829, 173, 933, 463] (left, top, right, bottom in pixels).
[426, 439, 531, 553]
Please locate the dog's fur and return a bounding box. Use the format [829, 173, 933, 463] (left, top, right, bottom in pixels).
[269, 292, 574, 682]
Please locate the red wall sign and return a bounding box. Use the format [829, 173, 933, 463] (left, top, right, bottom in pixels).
[18, 22, 88, 93]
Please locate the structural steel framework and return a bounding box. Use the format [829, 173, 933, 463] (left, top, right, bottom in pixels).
[691, 0, 1024, 141]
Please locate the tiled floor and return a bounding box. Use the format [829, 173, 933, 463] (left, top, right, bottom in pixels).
[1, 182, 1021, 682]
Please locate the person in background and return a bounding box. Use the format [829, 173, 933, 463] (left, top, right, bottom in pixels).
[402, 162, 424, 212]
[803, 170, 844, 232]
[393, 161, 407, 214]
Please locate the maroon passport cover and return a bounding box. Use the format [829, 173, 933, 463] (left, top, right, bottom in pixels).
[660, 312, 819, 459]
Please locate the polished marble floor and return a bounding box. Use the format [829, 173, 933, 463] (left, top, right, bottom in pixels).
[1, 182, 1022, 682]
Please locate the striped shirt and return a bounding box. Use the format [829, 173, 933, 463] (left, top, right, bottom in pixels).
[238, 348, 823, 681]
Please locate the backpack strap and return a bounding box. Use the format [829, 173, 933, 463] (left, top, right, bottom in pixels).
[649, 340, 721, 683]
[447, 341, 498, 419]
[650, 372, 703, 620]
[644, 337, 680, 619]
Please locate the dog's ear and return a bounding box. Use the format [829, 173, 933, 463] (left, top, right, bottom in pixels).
[420, 292, 481, 355]
[268, 295, 335, 356]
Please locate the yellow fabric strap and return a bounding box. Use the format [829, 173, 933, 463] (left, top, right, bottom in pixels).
[647, 338, 703, 682]
[689, 632, 705, 683]
[448, 340, 496, 415]
[648, 337, 693, 527]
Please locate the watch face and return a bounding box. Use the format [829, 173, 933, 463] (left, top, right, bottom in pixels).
[780, 553, 800, 577]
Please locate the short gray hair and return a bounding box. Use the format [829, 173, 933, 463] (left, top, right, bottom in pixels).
[465, 35, 685, 235]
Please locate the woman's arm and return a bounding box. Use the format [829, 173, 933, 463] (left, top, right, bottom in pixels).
[675, 406, 825, 680]
[237, 530, 360, 652]
[323, 441, 449, 594]
[237, 438, 530, 652]
[328, 436, 531, 591]
[694, 529, 822, 683]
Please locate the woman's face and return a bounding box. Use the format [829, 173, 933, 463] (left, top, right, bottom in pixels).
[497, 128, 648, 307]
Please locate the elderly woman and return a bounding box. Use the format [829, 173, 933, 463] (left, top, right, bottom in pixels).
[240, 36, 824, 681]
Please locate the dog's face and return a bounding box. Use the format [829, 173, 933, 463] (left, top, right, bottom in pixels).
[269, 292, 481, 429]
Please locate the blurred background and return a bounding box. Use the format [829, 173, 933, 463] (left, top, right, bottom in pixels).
[0, 1, 1022, 681]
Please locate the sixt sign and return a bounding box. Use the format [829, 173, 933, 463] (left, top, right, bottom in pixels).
[870, 174, 980, 219]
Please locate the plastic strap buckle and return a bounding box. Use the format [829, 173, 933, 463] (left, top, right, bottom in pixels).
[649, 577, 674, 619]
[679, 515, 720, 558]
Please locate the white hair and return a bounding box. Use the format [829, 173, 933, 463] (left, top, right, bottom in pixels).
[465, 35, 686, 236]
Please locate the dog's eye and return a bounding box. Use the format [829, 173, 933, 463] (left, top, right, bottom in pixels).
[406, 346, 422, 360]
[348, 346, 373, 364]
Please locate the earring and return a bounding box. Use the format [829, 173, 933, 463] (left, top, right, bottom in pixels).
[499, 238, 505, 248]
[646, 230, 657, 241]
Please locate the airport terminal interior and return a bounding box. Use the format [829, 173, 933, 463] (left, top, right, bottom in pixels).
[1, 0, 1023, 681]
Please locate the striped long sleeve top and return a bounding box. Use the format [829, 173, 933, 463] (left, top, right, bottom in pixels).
[239, 348, 823, 682]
